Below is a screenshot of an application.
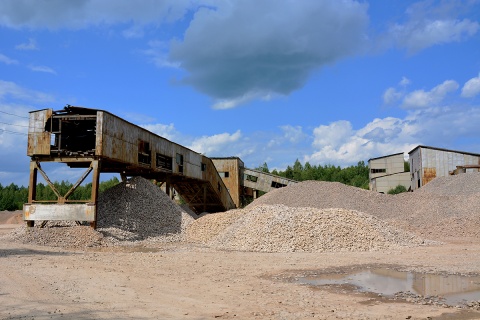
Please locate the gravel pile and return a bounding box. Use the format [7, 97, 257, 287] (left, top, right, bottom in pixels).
[246, 174, 480, 240]
[198, 205, 427, 253]
[5, 173, 479, 251]
[415, 172, 480, 196]
[96, 176, 196, 244]
[4, 176, 196, 248]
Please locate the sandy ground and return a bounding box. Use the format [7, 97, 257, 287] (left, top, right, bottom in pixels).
[1, 212, 480, 319]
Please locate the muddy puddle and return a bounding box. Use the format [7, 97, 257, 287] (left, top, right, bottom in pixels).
[292, 266, 480, 307]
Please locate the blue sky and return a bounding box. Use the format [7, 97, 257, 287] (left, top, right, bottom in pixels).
[1, 0, 480, 187]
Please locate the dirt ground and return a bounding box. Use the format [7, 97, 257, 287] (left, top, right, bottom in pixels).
[1, 211, 480, 320]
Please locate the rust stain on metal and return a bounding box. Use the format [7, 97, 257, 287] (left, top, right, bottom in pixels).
[422, 167, 437, 186]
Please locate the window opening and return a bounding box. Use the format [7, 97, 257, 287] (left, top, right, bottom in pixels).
[156, 154, 173, 171]
[138, 140, 151, 165]
[176, 153, 184, 174]
[271, 181, 287, 188]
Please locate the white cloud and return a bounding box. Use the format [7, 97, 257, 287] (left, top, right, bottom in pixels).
[188, 130, 242, 155]
[401, 80, 458, 109]
[383, 87, 402, 105]
[212, 91, 276, 110]
[461, 74, 480, 98]
[168, 0, 368, 107]
[280, 125, 306, 144]
[306, 117, 416, 166]
[15, 38, 38, 50]
[0, 53, 18, 65]
[143, 40, 180, 68]
[399, 76, 410, 87]
[312, 120, 353, 149]
[388, 1, 479, 53]
[0, 80, 55, 103]
[391, 19, 479, 53]
[140, 123, 178, 141]
[29, 65, 57, 74]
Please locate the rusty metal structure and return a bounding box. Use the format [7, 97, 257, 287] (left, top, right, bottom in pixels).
[409, 145, 480, 190]
[211, 157, 297, 207]
[25, 105, 236, 227]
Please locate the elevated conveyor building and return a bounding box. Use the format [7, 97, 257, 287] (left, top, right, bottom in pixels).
[25, 106, 236, 227]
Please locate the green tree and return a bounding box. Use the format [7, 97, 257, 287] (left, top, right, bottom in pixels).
[256, 162, 270, 173]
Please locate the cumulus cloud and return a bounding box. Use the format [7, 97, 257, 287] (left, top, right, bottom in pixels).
[401, 80, 458, 109]
[188, 130, 242, 155]
[306, 117, 415, 166]
[0, 53, 18, 65]
[389, 1, 479, 53]
[168, 0, 368, 108]
[383, 87, 403, 105]
[303, 102, 480, 167]
[312, 120, 353, 149]
[140, 123, 178, 141]
[461, 74, 480, 98]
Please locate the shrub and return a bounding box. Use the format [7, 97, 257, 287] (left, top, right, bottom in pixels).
[387, 185, 408, 195]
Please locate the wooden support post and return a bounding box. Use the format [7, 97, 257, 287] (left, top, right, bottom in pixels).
[203, 184, 207, 213]
[90, 160, 101, 229]
[26, 161, 37, 227]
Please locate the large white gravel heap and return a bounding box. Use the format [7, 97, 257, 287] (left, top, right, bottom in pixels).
[190, 205, 426, 253]
[245, 174, 480, 240]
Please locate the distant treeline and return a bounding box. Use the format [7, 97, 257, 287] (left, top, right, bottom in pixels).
[1, 160, 371, 211]
[0, 177, 120, 211]
[257, 159, 370, 189]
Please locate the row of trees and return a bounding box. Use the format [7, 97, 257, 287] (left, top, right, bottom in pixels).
[256, 159, 370, 189]
[0, 177, 120, 211]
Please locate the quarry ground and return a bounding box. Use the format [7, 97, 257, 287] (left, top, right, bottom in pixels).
[1, 212, 480, 320]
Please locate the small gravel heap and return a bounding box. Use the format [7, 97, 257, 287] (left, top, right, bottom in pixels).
[96, 176, 195, 244]
[189, 205, 427, 253]
[4, 177, 196, 248]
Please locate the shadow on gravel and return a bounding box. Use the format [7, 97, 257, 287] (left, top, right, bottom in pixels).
[0, 248, 74, 258]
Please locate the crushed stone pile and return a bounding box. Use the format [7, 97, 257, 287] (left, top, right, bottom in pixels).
[188, 205, 427, 253]
[5, 173, 479, 251]
[246, 175, 480, 240]
[96, 176, 196, 244]
[415, 172, 480, 196]
[4, 177, 196, 248]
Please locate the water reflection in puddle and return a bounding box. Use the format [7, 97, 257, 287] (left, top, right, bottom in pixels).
[298, 268, 480, 306]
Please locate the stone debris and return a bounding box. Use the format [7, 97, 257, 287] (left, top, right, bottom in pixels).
[247, 176, 480, 240]
[96, 176, 196, 244]
[4, 176, 196, 248]
[4, 173, 480, 250]
[198, 205, 427, 253]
